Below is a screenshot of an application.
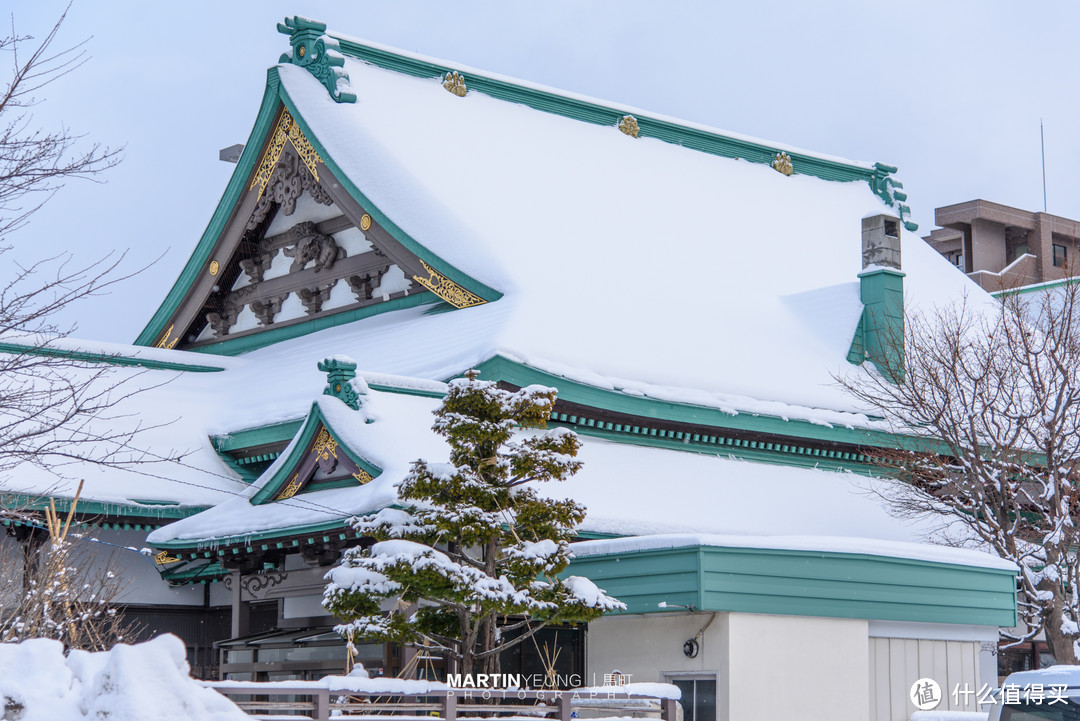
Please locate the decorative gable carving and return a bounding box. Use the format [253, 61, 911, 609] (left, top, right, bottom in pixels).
[148, 102, 494, 352]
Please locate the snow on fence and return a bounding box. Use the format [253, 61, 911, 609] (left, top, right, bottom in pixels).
[206, 681, 681, 721]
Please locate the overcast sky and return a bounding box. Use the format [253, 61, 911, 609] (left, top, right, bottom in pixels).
[7, 1, 1078, 343]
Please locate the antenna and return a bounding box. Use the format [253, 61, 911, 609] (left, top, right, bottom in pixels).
[1041, 119, 1048, 212]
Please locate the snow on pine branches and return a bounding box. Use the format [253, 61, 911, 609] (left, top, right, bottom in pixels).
[324, 371, 623, 675]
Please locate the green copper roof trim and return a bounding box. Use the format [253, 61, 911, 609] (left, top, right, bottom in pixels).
[471, 355, 901, 452]
[567, 544, 1016, 626]
[1, 495, 209, 520]
[0, 342, 226, 373]
[188, 292, 438, 356]
[212, 419, 305, 454]
[136, 68, 285, 347]
[153, 517, 350, 551]
[331, 36, 915, 231]
[565, 423, 876, 475]
[249, 401, 382, 506]
[162, 560, 227, 586]
[366, 383, 447, 398]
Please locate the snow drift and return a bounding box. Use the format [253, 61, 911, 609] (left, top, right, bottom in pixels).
[0, 634, 246, 721]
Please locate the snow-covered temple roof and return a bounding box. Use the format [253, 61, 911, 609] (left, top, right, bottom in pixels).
[2, 18, 1008, 576]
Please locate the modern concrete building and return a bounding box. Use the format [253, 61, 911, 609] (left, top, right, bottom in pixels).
[923, 200, 1080, 291]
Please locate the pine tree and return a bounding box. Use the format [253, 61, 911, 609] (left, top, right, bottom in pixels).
[324, 371, 623, 676]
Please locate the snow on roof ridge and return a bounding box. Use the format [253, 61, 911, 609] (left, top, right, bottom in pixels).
[569, 533, 1018, 571]
[324, 32, 876, 171]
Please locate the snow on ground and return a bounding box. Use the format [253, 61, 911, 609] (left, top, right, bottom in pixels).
[0, 635, 246, 721]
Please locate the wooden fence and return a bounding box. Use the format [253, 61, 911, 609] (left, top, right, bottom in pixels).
[206, 683, 679, 721]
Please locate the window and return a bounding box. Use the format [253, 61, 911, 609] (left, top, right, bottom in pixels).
[669, 676, 717, 721]
[950, 252, 963, 268]
[1054, 244, 1068, 268]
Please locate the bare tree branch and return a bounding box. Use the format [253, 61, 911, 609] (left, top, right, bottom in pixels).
[838, 280, 1080, 662]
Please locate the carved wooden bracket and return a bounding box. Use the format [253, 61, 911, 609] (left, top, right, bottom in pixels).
[246, 147, 332, 232]
[251, 294, 289, 326]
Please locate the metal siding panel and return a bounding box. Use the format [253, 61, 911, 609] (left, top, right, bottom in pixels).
[903, 638, 920, 712]
[873, 639, 891, 721]
[960, 643, 977, 711]
[946, 641, 964, 702]
[889, 640, 908, 721]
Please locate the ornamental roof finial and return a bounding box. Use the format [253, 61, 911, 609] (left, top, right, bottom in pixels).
[277, 16, 357, 103]
[318, 356, 366, 411]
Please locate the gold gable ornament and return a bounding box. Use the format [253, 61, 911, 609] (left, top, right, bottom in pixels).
[277, 473, 303, 500]
[353, 469, 374, 485]
[154, 551, 182, 565]
[443, 71, 467, 97]
[250, 109, 325, 199]
[312, 428, 339, 461]
[772, 151, 794, 176]
[413, 260, 486, 309]
[618, 115, 640, 138]
[153, 324, 180, 350]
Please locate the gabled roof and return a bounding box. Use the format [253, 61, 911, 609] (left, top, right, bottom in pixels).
[247, 400, 381, 505]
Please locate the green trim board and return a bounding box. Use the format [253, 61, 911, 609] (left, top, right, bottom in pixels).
[161, 560, 227, 586]
[566, 544, 1017, 627]
[248, 401, 381, 505]
[212, 419, 305, 454]
[472, 355, 904, 453]
[2, 495, 209, 520]
[153, 517, 353, 552]
[0, 342, 227, 373]
[330, 34, 915, 230]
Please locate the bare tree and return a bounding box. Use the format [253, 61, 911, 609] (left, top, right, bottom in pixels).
[0, 7, 169, 478]
[838, 282, 1080, 663]
[0, 8, 175, 650]
[0, 486, 138, 650]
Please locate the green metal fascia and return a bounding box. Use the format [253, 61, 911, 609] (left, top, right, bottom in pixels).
[471, 355, 898, 452]
[187, 292, 438, 356]
[567, 545, 1017, 627]
[366, 383, 447, 399]
[136, 68, 285, 347]
[153, 516, 350, 551]
[0, 495, 209, 520]
[212, 419, 305, 453]
[276, 86, 502, 306]
[562, 423, 875, 475]
[162, 560, 227, 585]
[249, 401, 382, 505]
[332, 38, 877, 187]
[0, 342, 226, 373]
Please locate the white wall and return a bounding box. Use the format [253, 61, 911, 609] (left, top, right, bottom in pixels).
[727, 613, 868, 721]
[587, 612, 868, 721]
